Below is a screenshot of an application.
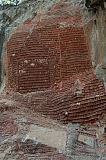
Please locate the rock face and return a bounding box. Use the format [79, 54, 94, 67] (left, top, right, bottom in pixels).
[4, 3, 106, 125]
[0, 1, 106, 160]
[85, 4, 106, 82]
[0, 97, 105, 159]
[0, 0, 106, 84]
[6, 3, 92, 93]
[0, 0, 62, 85]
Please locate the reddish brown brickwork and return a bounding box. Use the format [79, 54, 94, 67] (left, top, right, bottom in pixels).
[7, 6, 92, 93]
[34, 70, 106, 124]
[37, 26, 92, 81]
[7, 29, 56, 93]
[5, 3, 106, 124]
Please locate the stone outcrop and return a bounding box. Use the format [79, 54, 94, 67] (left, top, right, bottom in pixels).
[0, 0, 106, 85]
[6, 5, 92, 93]
[4, 3, 106, 125]
[0, 1, 106, 160]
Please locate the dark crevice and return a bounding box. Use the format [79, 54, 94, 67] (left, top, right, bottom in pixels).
[0, 27, 5, 86]
[85, 0, 106, 13]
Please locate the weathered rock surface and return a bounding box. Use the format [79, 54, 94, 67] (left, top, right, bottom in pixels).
[0, 1, 106, 160]
[0, 95, 105, 159]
